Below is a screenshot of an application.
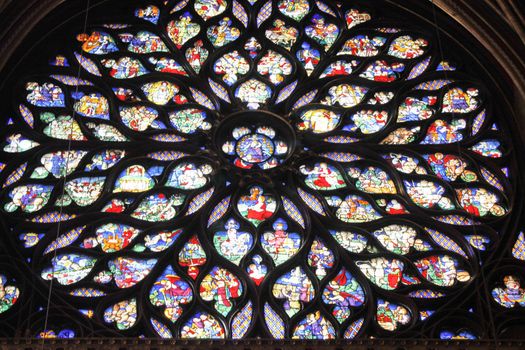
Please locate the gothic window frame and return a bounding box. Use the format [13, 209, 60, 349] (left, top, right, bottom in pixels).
[2, 0, 521, 342]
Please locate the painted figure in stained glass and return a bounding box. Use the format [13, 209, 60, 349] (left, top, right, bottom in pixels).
[150, 57, 186, 75]
[167, 13, 200, 48]
[424, 153, 476, 182]
[273, 267, 314, 317]
[214, 219, 253, 265]
[383, 198, 408, 214]
[404, 180, 451, 209]
[104, 299, 137, 330]
[297, 109, 340, 133]
[26, 82, 64, 107]
[384, 153, 424, 174]
[308, 238, 334, 278]
[101, 199, 127, 214]
[388, 35, 428, 59]
[200, 267, 242, 315]
[169, 109, 211, 134]
[64, 176, 105, 206]
[333, 195, 382, 223]
[360, 60, 404, 82]
[237, 186, 276, 226]
[214, 51, 250, 85]
[347, 166, 396, 194]
[322, 84, 368, 107]
[3, 134, 39, 153]
[456, 188, 505, 217]
[102, 57, 148, 79]
[180, 312, 225, 338]
[113, 87, 141, 102]
[397, 96, 437, 122]
[178, 236, 207, 279]
[244, 37, 261, 58]
[305, 15, 339, 50]
[470, 140, 503, 158]
[150, 266, 192, 322]
[166, 163, 210, 190]
[322, 269, 364, 322]
[330, 230, 367, 253]
[194, 0, 227, 20]
[381, 126, 420, 145]
[186, 40, 208, 73]
[356, 258, 403, 290]
[86, 150, 126, 171]
[72, 92, 109, 119]
[5, 184, 53, 213]
[373, 225, 416, 255]
[42, 114, 86, 141]
[235, 79, 272, 109]
[422, 119, 466, 144]
[124, 31, 168, 53]
[145, 229, 182, 252]
[376, 300, 410, 331]
[236, 134, 274, 164]
[114, 165, 154, 193]
[0, 275, 19, 314]
[257, 51, 292, 85]
[40, 150, 86, 177]
[296, 42, 320, 76]
[442, 88, 479, 113]
[278, 0, 310, 21]
[300, 162, 345, 190]
[292, 311, 336, 339]
[265, 20, 298, 50]
[261, 218, 301, 265]
[339, 35, 386, 56]
[77, 31, 118, 54]
[414, 255, 459, 287]
[109, 257, 156, 288]
[95, 223, 140, 253]
[345, 9, 371, 28]
[142, 81, 179, 105]
[320, 60, 358, 78]
[41, 254, 96, 285]
[247, 255, 267, 285]
[492, 275, 525, 308]
[207, 18, 240, 47]
[135, 5, 160, 24]
[131, 193, 183, 221]
[346, 110, 388, 134]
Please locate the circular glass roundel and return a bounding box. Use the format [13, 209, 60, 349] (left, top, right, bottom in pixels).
[0, 0, 518, 341]
[236, 134, 274, 163]
[215, 110, 295, 170]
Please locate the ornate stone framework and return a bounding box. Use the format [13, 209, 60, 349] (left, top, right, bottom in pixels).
[0, 0, 524, 347]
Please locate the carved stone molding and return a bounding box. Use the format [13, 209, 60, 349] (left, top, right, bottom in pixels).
[431, 0, 525, 139]
[0, 339, 525, 350]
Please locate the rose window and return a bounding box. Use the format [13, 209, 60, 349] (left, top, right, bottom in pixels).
[0, 0, 518, 341]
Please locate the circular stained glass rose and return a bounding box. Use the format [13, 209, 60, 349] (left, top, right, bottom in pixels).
[0, 0, 517, 341]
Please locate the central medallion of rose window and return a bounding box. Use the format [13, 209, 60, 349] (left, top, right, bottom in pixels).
[216, 111, 295, 170]
[236, 133, 274, 164]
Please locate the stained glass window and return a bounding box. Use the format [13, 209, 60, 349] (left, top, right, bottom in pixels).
[0, 0, 520, 340]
